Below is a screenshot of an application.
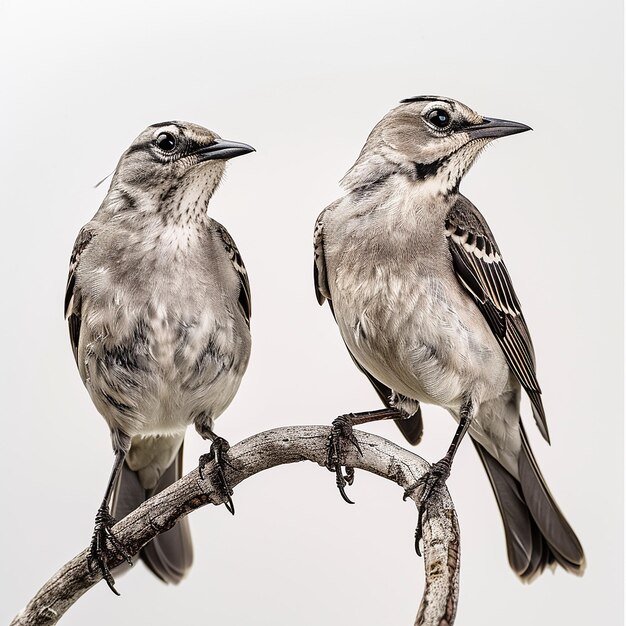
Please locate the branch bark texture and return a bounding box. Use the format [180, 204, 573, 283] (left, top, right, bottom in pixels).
[10, 426, 460, 626]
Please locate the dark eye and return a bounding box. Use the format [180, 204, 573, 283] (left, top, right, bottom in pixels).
[156, 132, 177, 151]
[427, 109, 451, 129]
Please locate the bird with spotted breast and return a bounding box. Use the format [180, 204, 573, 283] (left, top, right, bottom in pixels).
[65, 121, 254, 592]
[314, 96, 585, 580]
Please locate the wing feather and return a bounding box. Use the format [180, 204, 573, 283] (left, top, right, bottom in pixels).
[446, 196, 549, 443]
[65, 225, 96, 365]
[215, 223, 252, 327]
[313, 210, 330, 305]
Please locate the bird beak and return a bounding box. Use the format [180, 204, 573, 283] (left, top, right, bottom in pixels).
[467, 117, 532, 140]
[196, 139, 255, 161]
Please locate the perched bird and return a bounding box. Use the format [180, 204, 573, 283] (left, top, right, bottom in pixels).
[314, 96, 585, 580]
[65, 121, 254, 592]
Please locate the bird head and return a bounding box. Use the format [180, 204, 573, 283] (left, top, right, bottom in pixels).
[342, 96, 530, 193]
[108, 121, 254, 212]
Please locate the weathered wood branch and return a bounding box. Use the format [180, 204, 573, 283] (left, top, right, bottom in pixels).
[10, 426, 460, 626]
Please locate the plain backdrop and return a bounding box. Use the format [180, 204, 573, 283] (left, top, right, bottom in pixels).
[1, 1, 623, 624]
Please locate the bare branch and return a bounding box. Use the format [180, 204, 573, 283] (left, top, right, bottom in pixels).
[10, 426, 460, 626]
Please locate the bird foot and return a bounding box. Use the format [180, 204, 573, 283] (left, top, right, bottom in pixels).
[412, 457, 452, 556]
[199, 437, 236, 515]
[326, 414, 364, 505]
[86, 504, 132, 595]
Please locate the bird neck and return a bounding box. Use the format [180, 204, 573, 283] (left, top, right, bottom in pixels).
[409, 166, 461, 198]
[107, 171, 222, 226]
[340, 171, 455, 236]
[342, 138, 489, 198]
[98, 181, 219, 260]
[340, 153, 399, 191]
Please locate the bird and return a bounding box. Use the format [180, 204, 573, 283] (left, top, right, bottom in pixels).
[65, 121, 254, 592]
[313, 95, 585, 580]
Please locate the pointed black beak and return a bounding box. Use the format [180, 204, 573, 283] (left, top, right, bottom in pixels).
[467, 117, 532, 140]
[196, 139, 255, 161]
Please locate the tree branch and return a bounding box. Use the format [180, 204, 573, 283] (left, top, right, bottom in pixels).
[10, 426, 460, 626]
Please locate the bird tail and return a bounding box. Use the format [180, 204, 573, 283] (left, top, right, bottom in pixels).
[112, 444, 193, 584]
[473, 427, 585, 581]
[395, 407, 424, 446]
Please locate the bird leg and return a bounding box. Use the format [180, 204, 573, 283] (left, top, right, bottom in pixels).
[410, 399, 473, 556]
[327, 407, 406, 504]
[87, 448, 133, 595]
[198, 427, 236, 515]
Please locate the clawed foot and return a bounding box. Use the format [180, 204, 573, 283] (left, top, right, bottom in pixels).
[199, 437, 236, 515]
[326, 415, 363, 504]
[409, 457, 451, 556]
[86, 504, 132, 594]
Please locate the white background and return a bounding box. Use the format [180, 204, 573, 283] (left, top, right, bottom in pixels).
[1, 1, 622, 624]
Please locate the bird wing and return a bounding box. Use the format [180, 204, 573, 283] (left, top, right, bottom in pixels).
[215, 223, 252, 327]
[445, 195, 549, 443]
[314, 206, 423, 445]
[64, 224, 97, 365]
[313, 209, 331, 305]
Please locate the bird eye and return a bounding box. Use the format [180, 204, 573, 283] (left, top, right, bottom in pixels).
[156, 132, 177, 152]
[427, 109, 451, 129]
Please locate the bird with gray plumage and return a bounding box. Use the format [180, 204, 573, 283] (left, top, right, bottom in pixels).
[65, 121, 254, 592]
[314, 96, 585, 580]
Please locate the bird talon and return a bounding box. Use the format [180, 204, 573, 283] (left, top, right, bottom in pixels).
[327, 416, 362, 503]
[335, 467, 355, 505]
[198, 454, 210, 481]
[415, 505, 426, 557]
[199, 437, 236, 515]
[412, 458, 453, 556]
[215, 464, 236, 516]
[86, 504, 127, 594]
[101, 567, 121, 595]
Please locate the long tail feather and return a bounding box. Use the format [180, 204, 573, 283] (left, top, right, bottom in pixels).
[473, 435, 585, 581]
[395, 408, 424, 445]
[518, 424, 585, 575]
[112, 445, 193, 584]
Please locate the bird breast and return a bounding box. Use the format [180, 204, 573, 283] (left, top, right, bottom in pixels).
[327, 193, 509, 409]
[76, 225, 250, 437]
